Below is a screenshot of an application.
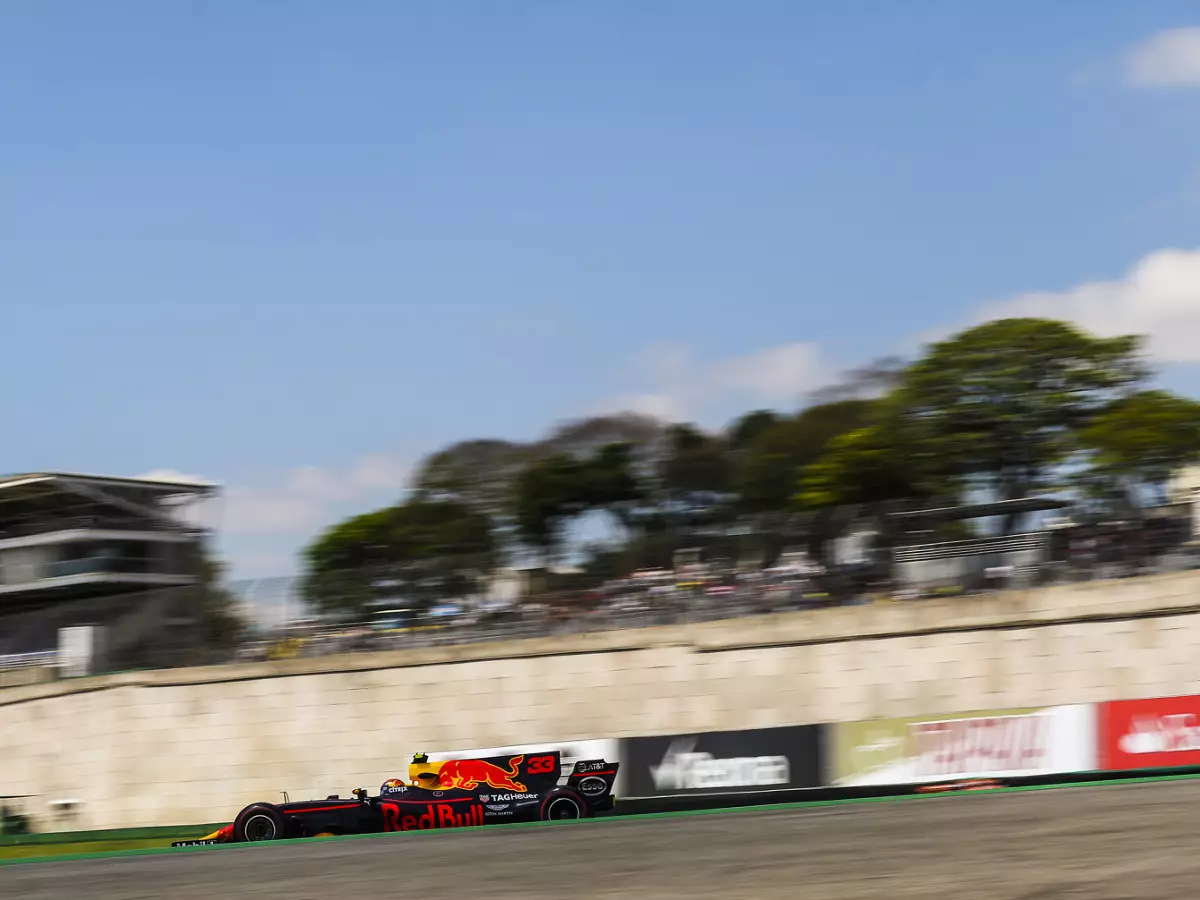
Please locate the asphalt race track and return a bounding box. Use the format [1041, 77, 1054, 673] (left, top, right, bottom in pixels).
[2, 779, 1197, 900]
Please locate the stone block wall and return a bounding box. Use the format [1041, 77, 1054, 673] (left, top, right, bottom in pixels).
[3, 571, 1199, 830]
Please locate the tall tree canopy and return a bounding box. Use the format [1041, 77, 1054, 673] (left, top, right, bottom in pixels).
[895, 318, 1147, 504]
[737, 400, 876, 515]
[538, 413, 665, 463]
[298, 317, 1200, 595]
[303, 497, 495, 616]
[727, 409, 782, 452]
[1078, 389, 1200, 509]
[511, 453, 594, 563]
[410, 439, 528, 518]
[659, 424, 733, 516]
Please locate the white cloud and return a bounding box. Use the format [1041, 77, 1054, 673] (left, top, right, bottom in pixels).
[223, 551, 296, 578]
[598, 391, 687, 421]
[712, 343, 829, 399]
[971, 247, 1200, 362]
[596, 341, 832, 423]
[134, 453, 414, 578]
[282, 454, 411, 504]
[222, 453, 414, 535]
[1126, 27, 1200, 87]
[222, 489, 326, 534]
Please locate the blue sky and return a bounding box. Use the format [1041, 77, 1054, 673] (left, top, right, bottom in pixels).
[3, 1, 1200, 577]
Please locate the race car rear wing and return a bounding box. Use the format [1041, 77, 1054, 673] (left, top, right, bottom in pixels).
[566, 759, 619, 811]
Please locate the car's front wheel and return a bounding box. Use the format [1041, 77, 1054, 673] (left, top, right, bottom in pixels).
[233, 803, 287, 842]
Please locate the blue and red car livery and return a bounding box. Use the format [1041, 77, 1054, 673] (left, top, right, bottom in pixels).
[172, 751, 619, 846]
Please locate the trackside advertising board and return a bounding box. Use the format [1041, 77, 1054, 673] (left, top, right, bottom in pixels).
[619, 726, 823, 797]
[1098, 695, 1200, 771]
[830, 704, 1096, 786]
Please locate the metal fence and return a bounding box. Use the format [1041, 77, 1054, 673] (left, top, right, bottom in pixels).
[0, 650, 57, 672]
[225, 583, 816, 664]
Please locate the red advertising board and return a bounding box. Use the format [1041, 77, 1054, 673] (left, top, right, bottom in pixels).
[1099, 695, 1200, 770]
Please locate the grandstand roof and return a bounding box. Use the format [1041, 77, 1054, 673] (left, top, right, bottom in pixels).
[885, 497, 1070, 522]
[0, 472, 218, 497]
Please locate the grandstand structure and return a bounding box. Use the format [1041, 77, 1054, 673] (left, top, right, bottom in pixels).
[1168, 465, 1200, 539]
[0, 472, 219, 669]
[882, 497, 1071, 593]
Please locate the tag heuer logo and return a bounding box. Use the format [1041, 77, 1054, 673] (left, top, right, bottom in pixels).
[479, 795, 489, 802]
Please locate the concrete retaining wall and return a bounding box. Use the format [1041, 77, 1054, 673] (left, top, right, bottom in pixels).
[3, 571, 1200, 830]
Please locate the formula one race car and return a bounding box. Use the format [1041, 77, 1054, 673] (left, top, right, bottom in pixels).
[172, 751, 618, 846]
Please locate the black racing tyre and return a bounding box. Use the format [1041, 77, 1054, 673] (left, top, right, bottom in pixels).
[539, 789, 588, 821]
[233, 803, 287, 842]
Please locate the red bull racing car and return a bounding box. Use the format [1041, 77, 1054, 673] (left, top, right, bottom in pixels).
[172, 751, 618, 846]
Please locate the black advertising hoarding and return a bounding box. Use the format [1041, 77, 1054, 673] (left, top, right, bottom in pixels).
[619, 725, 823, 797]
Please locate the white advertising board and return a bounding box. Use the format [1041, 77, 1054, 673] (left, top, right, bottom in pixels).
[832, 703, 1097, 786]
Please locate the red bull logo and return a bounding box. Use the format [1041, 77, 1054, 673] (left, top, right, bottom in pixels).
[381, 801, 484, 831]
[435, 755, 527, 792]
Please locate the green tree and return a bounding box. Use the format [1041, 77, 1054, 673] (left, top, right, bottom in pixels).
[736, 400, 876, 515]
[727, 409, 781, 452]
[798, 422, 933, 509]
[164, 547, 247, 657]
[410, 438, 531, 560]
[302, 498, 495, 617]
[659, 424, 732, 514]
[510, 440, 648, 562]
[193, 553, 249, 649]
[411, 439, 529, 517]
[538, 414, 666, 463]
[719, 400, 876, 563]
[578, 441, 645, 529]
[897, 318, 1146, 515]
[511, 453, 591, 564]
[1078, 389, 1200, 511]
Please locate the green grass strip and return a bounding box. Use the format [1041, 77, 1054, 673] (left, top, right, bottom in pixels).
[0, 824, 225, 848]
[0, 839, 180, 861]
[6, 769, 1200, 868]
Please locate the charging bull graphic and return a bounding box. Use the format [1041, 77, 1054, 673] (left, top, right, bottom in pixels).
[436, 755, 528, 792]
[407, 752, 529, 792]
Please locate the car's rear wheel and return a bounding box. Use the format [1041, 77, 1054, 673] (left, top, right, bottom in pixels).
[233, 803, 287, 842]
[540, 789, 587, 821]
